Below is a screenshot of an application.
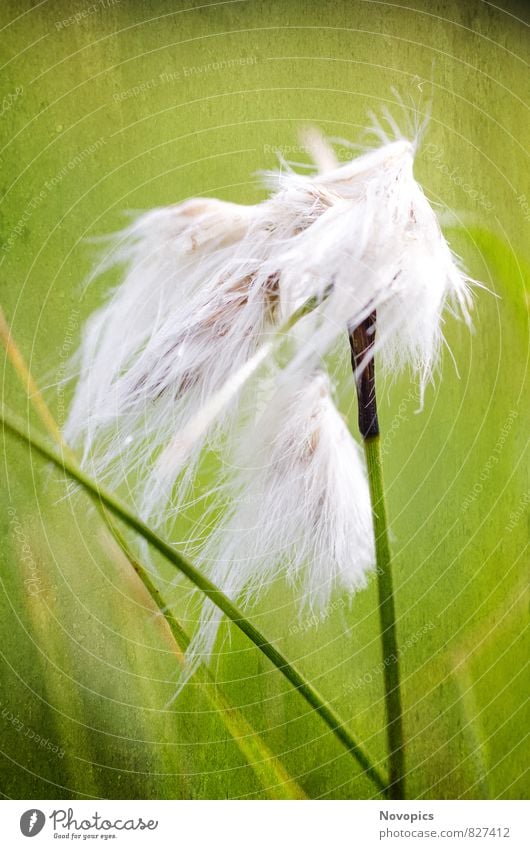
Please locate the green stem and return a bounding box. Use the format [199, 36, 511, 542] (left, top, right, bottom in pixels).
[349, 314, 405, 799]
[1, 405, 389, 797]
[364, 434, 405, 799]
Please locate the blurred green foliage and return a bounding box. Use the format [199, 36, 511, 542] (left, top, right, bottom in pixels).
[1, 0, 528, 799]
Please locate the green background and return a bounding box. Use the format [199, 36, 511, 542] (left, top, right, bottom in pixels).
[0, 0, 528, 799]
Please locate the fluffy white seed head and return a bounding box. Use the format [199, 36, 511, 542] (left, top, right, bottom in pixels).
[65, 123, 472, 552]
[62, 119, 476, 692]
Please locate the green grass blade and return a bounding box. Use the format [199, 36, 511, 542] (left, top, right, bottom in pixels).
[104, 519, 307, 800]
[1, 406, 389, 796]
[1, 305, 307, 799]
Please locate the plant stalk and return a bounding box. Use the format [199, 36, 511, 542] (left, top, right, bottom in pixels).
[349, 313, 406, 800]
[1, 405, 389, 796]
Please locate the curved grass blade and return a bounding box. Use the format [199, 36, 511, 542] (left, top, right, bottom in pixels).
[0, 305, 307, 800]
[1, 406, 389, 796]
[103, 522, 307, 800]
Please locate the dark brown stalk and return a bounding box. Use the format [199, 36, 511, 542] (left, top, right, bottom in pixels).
[348, 310, 406, 800]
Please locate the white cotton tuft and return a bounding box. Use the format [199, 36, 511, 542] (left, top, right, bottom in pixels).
[65, 198, 256, 442]
[64, 181, 340, 518]
[65, 198, 279, 512]
[270, 138, 473, 394]
[176, 369, 374, 688]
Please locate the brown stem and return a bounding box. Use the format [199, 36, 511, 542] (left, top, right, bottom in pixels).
[348, 310, 379, 438]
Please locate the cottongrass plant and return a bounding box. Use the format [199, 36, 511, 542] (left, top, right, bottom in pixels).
[65, 114, 473, 798]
